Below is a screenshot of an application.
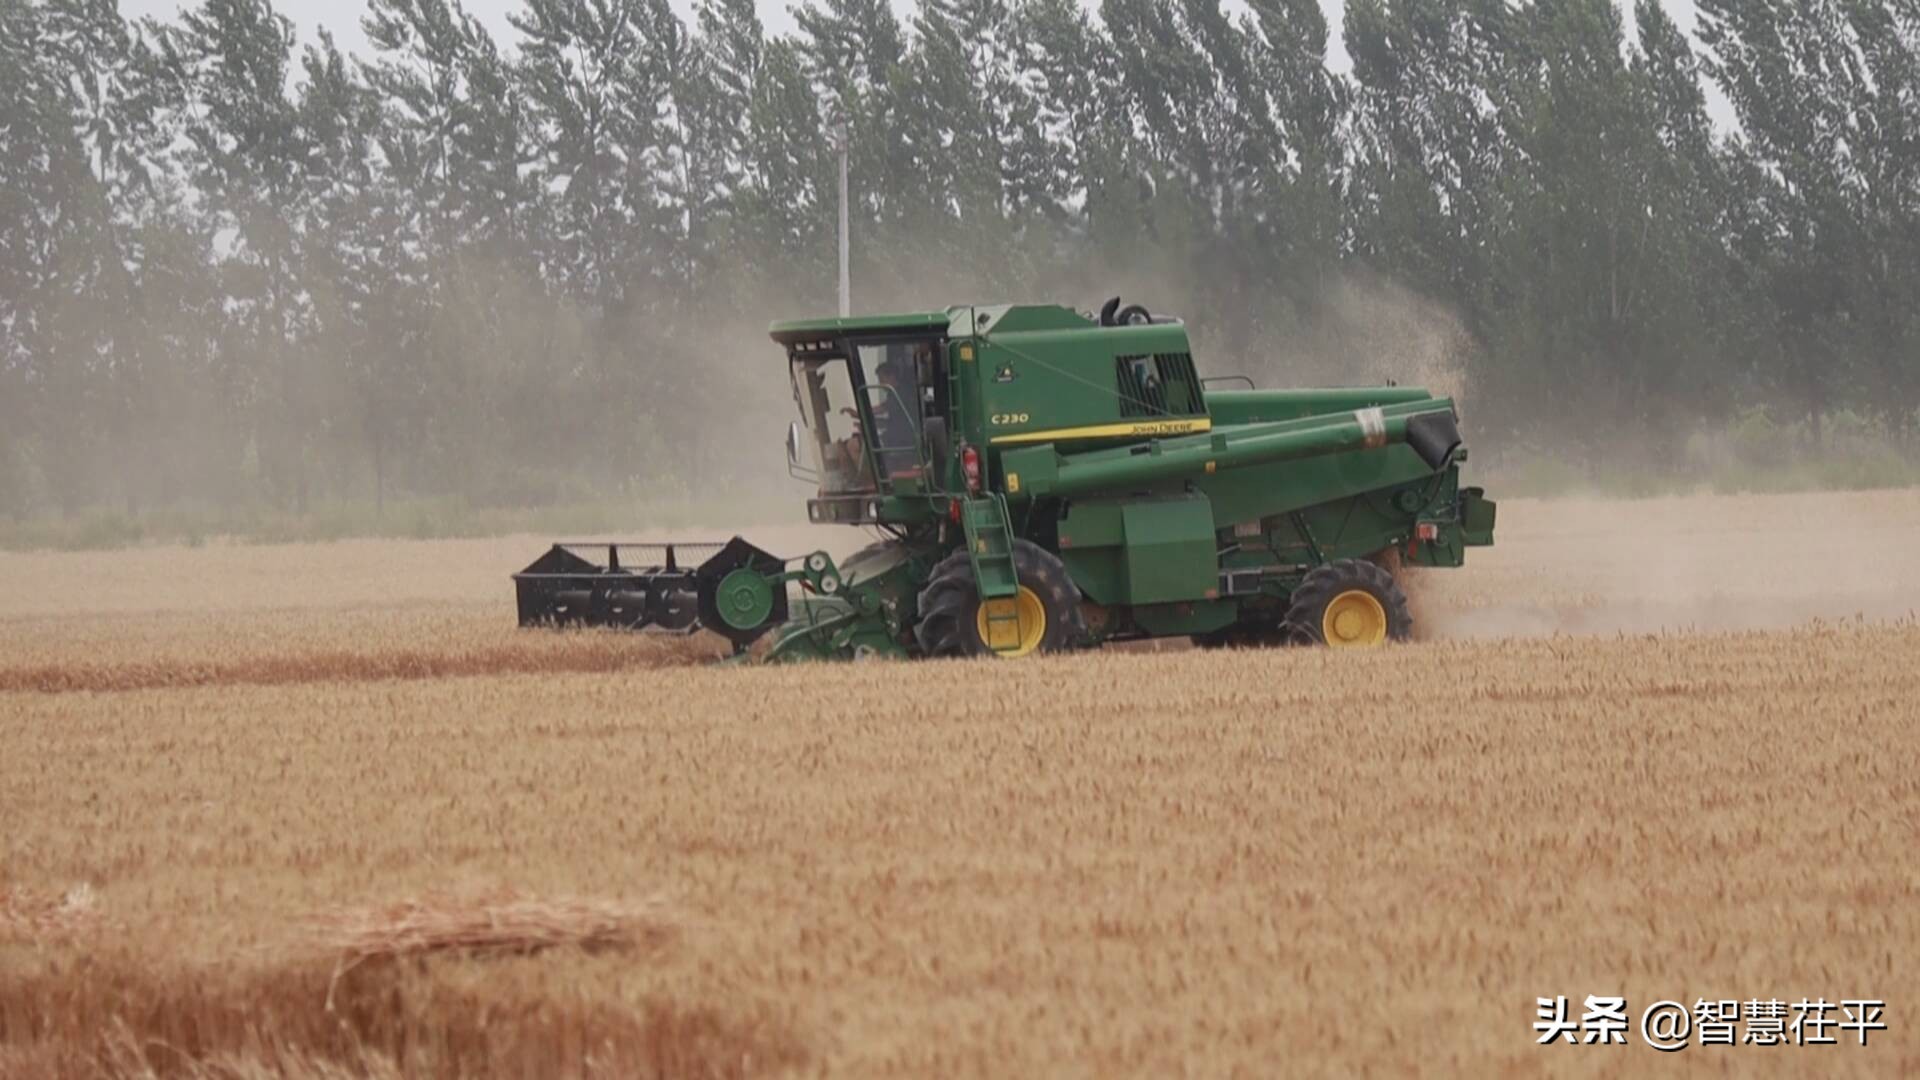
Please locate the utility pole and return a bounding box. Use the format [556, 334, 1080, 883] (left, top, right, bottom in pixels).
[828, 113, 850, 317]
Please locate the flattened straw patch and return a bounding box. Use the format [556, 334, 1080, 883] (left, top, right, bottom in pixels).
[303, 890, 676, 1008]
[0, 884, 110, 942]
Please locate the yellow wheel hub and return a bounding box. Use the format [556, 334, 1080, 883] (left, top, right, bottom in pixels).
[1322, 589, 1388, 647]
[976, 585, 1048, 656]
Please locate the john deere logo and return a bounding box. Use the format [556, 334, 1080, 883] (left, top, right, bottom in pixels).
[994, 363, 1017, 383]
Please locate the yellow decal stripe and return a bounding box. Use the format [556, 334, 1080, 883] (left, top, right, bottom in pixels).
[989, 418, 1212, 445]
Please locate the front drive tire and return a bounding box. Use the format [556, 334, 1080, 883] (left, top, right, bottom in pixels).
[915, 540, 1087, 658]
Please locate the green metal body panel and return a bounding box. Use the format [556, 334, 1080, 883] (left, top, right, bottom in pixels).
[1052, 499, 1121, 599]
[978, 325, 1201, 448]
[1054, 500, 1125, 605]
[1118, 496, 1217, 604]
[745, 302, 1498, 659]
[1054, 494, 1215, 605]
[1197, 443, 1440, 524]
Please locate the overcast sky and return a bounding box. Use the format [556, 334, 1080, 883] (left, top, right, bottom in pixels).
[117, 0, 1707, 78]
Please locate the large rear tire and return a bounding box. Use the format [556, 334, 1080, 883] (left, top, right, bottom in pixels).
[1283, 558, 1412, 647]
[915, 540, 1086, 658]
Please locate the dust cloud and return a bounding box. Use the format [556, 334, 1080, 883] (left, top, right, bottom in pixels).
[1413, 488, 1920, 640]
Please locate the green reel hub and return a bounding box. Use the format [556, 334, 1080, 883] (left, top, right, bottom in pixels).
[715, 567, 775, 630]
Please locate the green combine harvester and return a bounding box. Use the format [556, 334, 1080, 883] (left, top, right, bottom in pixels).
[514, 299, 1496, 660]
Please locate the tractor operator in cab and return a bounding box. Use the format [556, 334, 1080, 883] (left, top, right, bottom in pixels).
[837, 352, 921, 483]
[869, 356, 920, 476]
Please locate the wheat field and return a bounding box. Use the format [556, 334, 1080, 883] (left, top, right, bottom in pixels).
[4, 491, 1920, 1076]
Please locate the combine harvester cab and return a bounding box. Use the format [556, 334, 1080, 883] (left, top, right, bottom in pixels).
[516, 299, 1497, 661]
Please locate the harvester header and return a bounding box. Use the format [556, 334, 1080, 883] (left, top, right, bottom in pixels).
[515, 298, 1496, 659]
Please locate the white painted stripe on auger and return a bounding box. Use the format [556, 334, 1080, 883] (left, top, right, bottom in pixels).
[1355, 406, 1388, 449]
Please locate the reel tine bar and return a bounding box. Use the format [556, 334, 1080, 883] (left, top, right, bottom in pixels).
[513, 541, 724, 631]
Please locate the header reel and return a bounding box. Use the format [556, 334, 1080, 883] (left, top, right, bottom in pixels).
[513, 537, 791, 652]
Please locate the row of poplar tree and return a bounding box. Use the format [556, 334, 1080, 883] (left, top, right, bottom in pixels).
[2, 0, 1916, 515]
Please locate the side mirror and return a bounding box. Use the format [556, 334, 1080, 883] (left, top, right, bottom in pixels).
[786, 420, 818, 482]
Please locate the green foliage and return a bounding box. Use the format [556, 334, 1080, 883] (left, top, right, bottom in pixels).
[1, 0, 1917, 540]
